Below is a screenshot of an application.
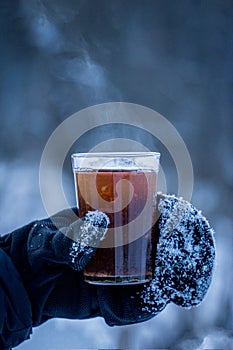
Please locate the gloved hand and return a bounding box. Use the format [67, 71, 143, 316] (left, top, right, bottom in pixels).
[27, 209, 109, 272]
[97, 193, 215, 325]
[140, 193, 215, 313]
[0, 193, 216, 348]
[0, 208, 110, 332]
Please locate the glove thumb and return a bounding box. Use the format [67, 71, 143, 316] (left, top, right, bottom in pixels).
[28, 211, 109, 271]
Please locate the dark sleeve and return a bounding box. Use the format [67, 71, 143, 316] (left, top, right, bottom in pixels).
[0, 249, 32, 349]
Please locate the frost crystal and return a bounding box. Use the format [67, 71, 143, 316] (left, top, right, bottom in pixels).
[140, 194, 215, 314]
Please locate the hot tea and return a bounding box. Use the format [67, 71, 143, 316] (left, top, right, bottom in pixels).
[75, 169, 158, 284]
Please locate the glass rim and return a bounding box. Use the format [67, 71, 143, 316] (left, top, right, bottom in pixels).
[71, 151, 160, 159]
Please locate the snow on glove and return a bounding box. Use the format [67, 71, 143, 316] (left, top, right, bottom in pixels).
[140, 193, 215, 315]
[28, 209, 109, 272]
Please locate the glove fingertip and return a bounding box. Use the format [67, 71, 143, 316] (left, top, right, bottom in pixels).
[84, 210, 110, 230]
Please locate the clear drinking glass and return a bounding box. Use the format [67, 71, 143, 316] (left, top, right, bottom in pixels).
[71, 152, 160, 285]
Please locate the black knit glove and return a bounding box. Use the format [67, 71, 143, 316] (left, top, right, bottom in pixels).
[0, 208, 110, 330]
[0, 194, 216, 337]
[28, 209, 109, 272]
[140, 193, 215, 314]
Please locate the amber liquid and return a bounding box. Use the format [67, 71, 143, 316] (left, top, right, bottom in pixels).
[75, 170, 158, 284]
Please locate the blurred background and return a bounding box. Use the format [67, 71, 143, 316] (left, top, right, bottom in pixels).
[0, 0, 232, 349]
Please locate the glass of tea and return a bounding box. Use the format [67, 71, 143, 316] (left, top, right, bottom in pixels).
[71, 152, 160, 285]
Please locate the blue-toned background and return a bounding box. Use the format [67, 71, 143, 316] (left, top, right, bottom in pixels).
[0, 1, 232, 349]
